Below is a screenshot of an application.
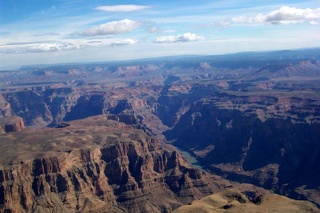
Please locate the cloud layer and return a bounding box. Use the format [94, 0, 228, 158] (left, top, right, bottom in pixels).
[1, 38, 137, 54]
[95, 5, 150, 12]
[82, 19, 142, 36]
[220, 6, 320, 26]
[155, 33, 203, 43]
[0, 42, 79, 54]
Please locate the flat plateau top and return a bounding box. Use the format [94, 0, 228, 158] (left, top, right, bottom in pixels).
[0, 115, 147, 167]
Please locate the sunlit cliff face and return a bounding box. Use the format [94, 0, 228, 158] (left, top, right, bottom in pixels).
[0, 115, 229, 212]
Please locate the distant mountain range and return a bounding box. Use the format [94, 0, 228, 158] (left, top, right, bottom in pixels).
[15, 47, 320, 71]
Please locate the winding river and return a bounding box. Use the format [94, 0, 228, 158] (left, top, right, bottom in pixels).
[177, 148, 205, 171]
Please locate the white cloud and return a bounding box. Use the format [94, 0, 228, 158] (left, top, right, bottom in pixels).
[30, 43, 79, 52]
[0, 42, 79, 54]
[310, 21, 319, 25]
[86, 38, 137, 47]
[109, 39, 137, 46]
[82, 19, 142, 36]
[33, 33, 60, 37]
[95, 5, 150, 12]
[155, 33, 203, 43]
[220, 6, 320, 26]
[148, 26, 161, 33]
[0, 38, 137, 54]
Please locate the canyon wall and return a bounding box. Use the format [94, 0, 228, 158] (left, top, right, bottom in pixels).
[0, 116, 226, 212]
[1, 53, 320, 208]
[164, 100, 320, 203]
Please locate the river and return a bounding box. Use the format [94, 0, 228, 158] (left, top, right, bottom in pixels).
[177, 148, 205, 171]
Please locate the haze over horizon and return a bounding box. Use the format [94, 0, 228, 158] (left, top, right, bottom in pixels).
[0, 0, 320, 70]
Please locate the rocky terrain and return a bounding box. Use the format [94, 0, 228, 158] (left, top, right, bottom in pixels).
[173, 185, 319, 213]
[0, 115, 230, 212]
[164, 89, 320, 205]
[1, 48, 320, 211]
[1, 116, 318, 213]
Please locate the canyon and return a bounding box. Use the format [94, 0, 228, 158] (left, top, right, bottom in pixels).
[1, 49, 320, 212]
[0, 115, 231, 212]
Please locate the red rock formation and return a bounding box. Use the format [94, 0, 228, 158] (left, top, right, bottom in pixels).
[0, 116, 226, 212]
[0, 116, 25, 133]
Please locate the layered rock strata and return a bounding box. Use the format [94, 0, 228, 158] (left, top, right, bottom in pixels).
[165, 100, 320, 207]
[0, 116, 226, 213]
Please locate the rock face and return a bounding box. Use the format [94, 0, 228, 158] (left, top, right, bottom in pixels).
[0, 116, 227, 213]
[173, 185, 319, 213]
[0, 116, 25, 133]
[164, 99, 320, 206]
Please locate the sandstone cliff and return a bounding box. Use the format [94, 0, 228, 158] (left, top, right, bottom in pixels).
[0, 116, 25, 133]
[0, 115, 227, 213]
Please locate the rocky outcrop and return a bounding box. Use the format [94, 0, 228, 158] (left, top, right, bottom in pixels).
[106, 113, 138, 125]
[173, 185, 319, 213]
[164, 100, 320, 206]
[0, 95, 13, 117]
[0, 116, 227, 212]
[0, 116, 25, 133]
[1, 91, 54, 128]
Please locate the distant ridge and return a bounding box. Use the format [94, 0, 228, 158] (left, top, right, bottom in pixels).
[17, 47, 320, 71]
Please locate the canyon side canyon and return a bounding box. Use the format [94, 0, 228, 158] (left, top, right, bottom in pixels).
[1, 49, 320, 212]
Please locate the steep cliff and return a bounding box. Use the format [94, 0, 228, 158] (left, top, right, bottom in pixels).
[0, 115, 227, 213]
[164, 99, 320, 206]
[0, 116, 25, 133]
[0, 95, 13, 117]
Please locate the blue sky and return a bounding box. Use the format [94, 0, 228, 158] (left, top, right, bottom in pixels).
[0, 0, 320, 69]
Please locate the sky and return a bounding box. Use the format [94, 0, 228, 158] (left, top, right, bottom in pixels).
[0, 0, 320, 70]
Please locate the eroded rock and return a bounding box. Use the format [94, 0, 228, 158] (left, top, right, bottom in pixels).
[0, 116, 25, 133]
[0, 116, 227, 212]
